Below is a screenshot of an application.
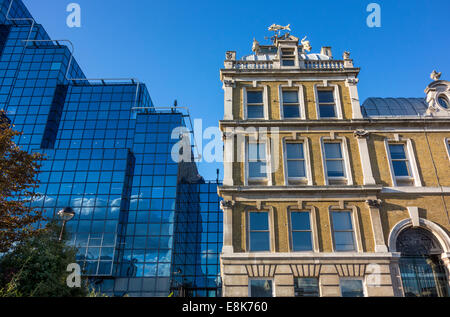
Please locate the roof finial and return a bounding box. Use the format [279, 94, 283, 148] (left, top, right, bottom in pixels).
[252, 38, 260, 54]
[301, 36, 312, 52]
[431, 70, 442, 81]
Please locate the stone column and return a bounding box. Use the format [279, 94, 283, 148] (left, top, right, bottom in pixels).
[223, 80, 234, 120]
[223, 129, 234, 186]
[221, 200, 234, 254]
[345, 77, 363, 119]
[366, 199, 388, 253]
[354, 130, 376, 185]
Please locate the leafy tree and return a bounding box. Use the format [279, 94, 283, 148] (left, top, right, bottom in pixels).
[0, 110, 44, 253]
[0, 221, 90, 297]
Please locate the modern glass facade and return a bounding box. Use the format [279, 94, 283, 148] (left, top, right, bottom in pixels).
[0, 0, 222, 297]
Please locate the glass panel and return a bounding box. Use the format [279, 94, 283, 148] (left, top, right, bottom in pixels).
[326, 160, 345, 177]
[438, 97, 448, 109]
[340, 280, 364, 297]
[249, 162, 267, 178]
[392, 161, 410, 177]
[286, 143, 304, 159]
[334, 232, 356, 251]
[250, 212, 269, 230]
[282, 59, 295, 66]
[324, 143, 342, 159]
[247, 91, 263, 104]
[331, 212, 353, 230]
[283, 91, 299, 103]
[287, 161, 305, 178]
[319, 105, 336, 118]
[250, 280, 273, 297]
[318, 90, 334, 103]
[247, 105, 264, 119]
[250, 232, 270, 252]
[292, 232, 313, 251]
[283, 105, 300, 118]
[295, 278, 319, 297]
[389, 144, 407, 159]
[291, 212, 311, 231]
[249, 143, 266, 160]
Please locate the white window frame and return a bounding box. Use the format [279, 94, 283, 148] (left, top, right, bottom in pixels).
[279, 84, 305, 120]
[288, 210, 314, 252]
[279, 46, 298, 69]
[246, 209, 274, 253]
[329, 205, 363, 253]
[243, 86, 269, 120]
[248, 278, 275, 297]
[339, 277, 367, 297]
[320, 136, 353, 185]
[283, 138, 312, 185]
[294, 277, 321, 297]
[246, 137, 271, 185]
[384, 138, 422, 187]
[314, 83, 343, 119]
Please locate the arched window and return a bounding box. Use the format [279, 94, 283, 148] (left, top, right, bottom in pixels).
[397, 228, 449, 297]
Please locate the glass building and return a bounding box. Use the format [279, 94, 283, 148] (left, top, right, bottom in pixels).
[0, 0, 222, 297]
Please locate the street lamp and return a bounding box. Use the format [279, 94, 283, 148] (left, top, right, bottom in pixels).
[57, 207, 75, 241]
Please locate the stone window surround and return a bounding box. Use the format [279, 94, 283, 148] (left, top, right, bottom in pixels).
[339, 277, 367, 297]
[242, 85, 269, 120]
[286, 205, 320, 253]
[245, 136, 273, 185]
[278, 83, 306, 120]
[282, 135, 313, 186]
[313, 82, 343, 120]
[328, 204, 364, 253]
[245, 206, 276, 253]
[248, 278, 275, 297]
[445, 138, 450, 161]
[320, 135, 354, 186]
[384, 137, 422, 187]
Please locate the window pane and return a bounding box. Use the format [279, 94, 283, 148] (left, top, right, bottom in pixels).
[287, 161, 306, 178]
[283, 91, 299, 103]
[334, 232, 355, 251]
[282, 59, 295, 66]
[247, 91, 263, 104]
[249, 162, 267, 178]
[392, 161, 410, 177]
[318, 90, 334, 103]
[326, 160, 345, 177]
[250, 212, 269, 230]
[295, 278, 319, 297]
[389, 144, 407, 159]
[324, 143, 342, 159]
[250, 232, 270, 252]
[247, 105, 264, 119]
[250, 280, 273, 297]
[340, 280, 364, 297]
[283, 105, 300, 118]
[331, 212, 353, 230]
[286, 143, 304, 159]
[292, 232, 313, 251]
[291, 212, 311, 231]
[319, 105, 336, 118]
[438, 97, 448, 109]
[249, 143, 266, 160]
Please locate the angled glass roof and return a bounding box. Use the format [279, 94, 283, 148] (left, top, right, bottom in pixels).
[361, 98, 428, 117]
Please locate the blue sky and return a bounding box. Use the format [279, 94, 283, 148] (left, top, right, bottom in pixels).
[23, 0, 450, 180]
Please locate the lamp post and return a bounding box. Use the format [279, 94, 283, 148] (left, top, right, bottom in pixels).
[57, 207, 75, 241]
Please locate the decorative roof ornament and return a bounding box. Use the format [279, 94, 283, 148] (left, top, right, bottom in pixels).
[301, 36, 312, 52]
[252, 38, 260, 54]
[268, 24, 291, 36]
[431, 70, 442, 81]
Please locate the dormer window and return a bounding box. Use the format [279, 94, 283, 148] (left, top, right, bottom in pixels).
[281, 48, 296, 67]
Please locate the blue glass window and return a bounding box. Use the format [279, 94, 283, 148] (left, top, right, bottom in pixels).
[340, 279, 364, 297]
[249, 212, 270, 252]
[249, 279, 273, 297]
[286, 143, 306, 178]
[290, 212, 312, 251]
[331, 211, 356, 251]
[388, 144, 411, 177]
[247, 91, 264, 119]
[294, 278, 319, 297]
[282, 90, 300, 118]
[318, 90, 336, 118]
[324, 142, 345, 178]
[248, 142, 267, 179]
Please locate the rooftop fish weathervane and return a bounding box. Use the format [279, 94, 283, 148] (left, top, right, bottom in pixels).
[268, 24, 291, 35]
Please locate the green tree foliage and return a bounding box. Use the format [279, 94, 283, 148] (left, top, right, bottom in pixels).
[0, 110, 44, 252]
[0, 221, 89, 297]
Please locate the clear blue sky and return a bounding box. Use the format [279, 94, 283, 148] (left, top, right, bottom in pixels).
[23, 0, 450, 180]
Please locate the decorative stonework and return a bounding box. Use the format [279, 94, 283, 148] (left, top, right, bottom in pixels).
[225, 51, 236, 61]
[289, 264, 321, 277]
[245, 264, 277, 277]
[220, 200, 235, 210]
[366, 199, 382, 208]
[354, 129, 369, 139]
[334, 264, 366, 277]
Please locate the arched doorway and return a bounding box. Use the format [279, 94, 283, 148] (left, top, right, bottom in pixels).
[397, 227, 449, 297]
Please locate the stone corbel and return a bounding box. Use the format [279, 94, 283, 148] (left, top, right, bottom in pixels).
[366, 199, 382, 209]
[223, 80, 235, 88]
[220, 200, 235, 210]
[354, 129, 369, 139]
